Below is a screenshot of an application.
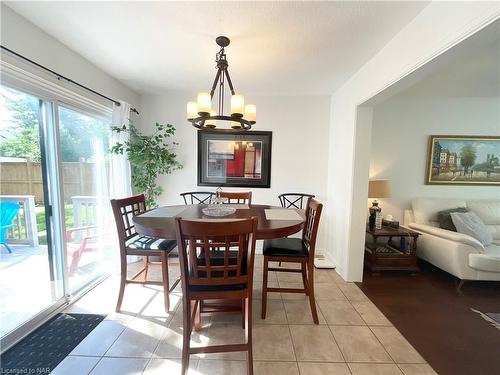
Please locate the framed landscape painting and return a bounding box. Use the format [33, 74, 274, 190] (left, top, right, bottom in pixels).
[426, 135, 500, 185]
[198, 130, 272, 188]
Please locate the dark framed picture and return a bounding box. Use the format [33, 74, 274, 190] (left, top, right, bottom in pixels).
[426, 135, 500, 185]
[198, 130, 272, 188]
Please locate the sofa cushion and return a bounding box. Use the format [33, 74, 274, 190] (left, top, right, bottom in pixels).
[437, 207, 469, 231]
[469, 243, 500, 272]
[451, 212, 493, 246]
[412, 198, 467, 225]
[466, 200, 500, 224]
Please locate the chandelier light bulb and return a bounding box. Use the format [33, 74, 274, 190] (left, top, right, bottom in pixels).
[197, 92, 211, 115]
[186, 101, 198, 120]
[244, 104, 256, 122]
[231, 94, 245, 117]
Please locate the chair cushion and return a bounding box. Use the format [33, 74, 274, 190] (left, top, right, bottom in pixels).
[263, 237, 308, 257]
[126, 235, 176, 251]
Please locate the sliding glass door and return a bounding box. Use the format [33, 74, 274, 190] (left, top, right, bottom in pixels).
[0, 85, 65, 340]
[57, 105, 113, 294]
[0, 83, 114, 347]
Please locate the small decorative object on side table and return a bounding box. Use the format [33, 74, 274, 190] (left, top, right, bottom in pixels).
[364, 224, 420, 275]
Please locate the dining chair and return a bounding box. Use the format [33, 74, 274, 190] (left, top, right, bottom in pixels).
[175, 216, 258, 375]
[111, 194, 178, 312]
[278, 193, 315, 209]
[217, 191, 252, 204]
[261, 197, 323, 324]
[180, 191, 216, 205]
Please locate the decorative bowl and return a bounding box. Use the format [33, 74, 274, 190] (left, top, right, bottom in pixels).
[202, 206, 236, 217]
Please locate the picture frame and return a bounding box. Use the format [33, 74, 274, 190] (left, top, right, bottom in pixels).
[197, 130, 272, 188]
[426, 135, 500, 185]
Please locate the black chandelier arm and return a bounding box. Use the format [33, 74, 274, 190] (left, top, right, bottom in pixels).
[224, 69, 236, 95]
[189, 115, 254, 131]
[209, 68, 222, 99]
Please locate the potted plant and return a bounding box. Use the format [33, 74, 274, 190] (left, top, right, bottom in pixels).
[110, 122, 182, 208]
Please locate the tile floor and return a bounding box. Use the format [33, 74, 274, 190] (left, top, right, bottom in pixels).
[53, 256, 437, 375]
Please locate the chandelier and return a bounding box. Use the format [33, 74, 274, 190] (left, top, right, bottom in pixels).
[186, 36, 256, 131]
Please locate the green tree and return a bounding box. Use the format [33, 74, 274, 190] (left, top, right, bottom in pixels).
[0, 90, 41, 161]
[110, 122, 183, 208]
[460, 144, 476, 174]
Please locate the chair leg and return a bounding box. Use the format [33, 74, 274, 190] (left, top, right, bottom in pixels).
[1, 242, 13, 254]
[301, 262, 309, 296]
[115, 256, 127, 312]
[160, 251, 170, 312]
[242, 300, 246, 329]
[261, 256, 269, 319]
[181, 299, 192, 375]
[307, 264, 319, 324]
[193, 300, 201, 331]
[245, 296, 254, 375]
[143, 255, 149, 282]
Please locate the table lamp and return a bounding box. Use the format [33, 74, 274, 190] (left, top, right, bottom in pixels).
[368, 179, 392, 230]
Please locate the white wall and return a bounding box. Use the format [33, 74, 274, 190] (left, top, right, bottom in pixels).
[370, 97, 500, 221]
[326, 2, 500, 281]
[1, 4, 140, 107]
[139, 92, 331, 251]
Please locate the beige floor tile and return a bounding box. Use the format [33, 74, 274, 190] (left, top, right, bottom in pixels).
[51, 355, 100, 375]
[153, 326, 209, 359]
[253, 281, 281, 300]
[314, 283, 348, 301]
[290, 325, 344, 362]
[254, 361, 299, 375]
[283, 299, 326, 324]
[398, 364, 438, 375]
[255, 269, 278, 283]
[371, 326, 425, 363]
[201, 322, 246, 360]
[337, 283, 370, 302]
[330, 326, 392, 363]
[352, 301, 392, 326]
[349, 363, 403, 375]
[143, 358, 199, 375]
[329, 270, 348, 284]
[276, 270, 304, 284]
[298, 362, 351, 375]
[252, 324, 295, 361]
[278, 282, 309, 300]
[314, 270, 337, 284]
[90, 357, 149, 375]
[253, 299, 288, 324]
[196, 360, 248, 375]
[105, 317, 167, 357]
[317, 300, 365, 325]
[70, 320, 126, 356]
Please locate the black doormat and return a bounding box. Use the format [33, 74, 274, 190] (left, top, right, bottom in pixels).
[1, 313, 106, 374]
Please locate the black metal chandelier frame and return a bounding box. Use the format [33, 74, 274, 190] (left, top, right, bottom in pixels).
[189, 36, 255, 131]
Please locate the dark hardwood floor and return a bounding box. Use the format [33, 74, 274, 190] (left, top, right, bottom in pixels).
[357, 261, 500, 375]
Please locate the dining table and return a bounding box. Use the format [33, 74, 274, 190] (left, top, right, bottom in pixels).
[132, 204, 305, 240]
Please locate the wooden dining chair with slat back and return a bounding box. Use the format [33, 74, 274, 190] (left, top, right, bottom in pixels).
[111, 194, 179, 312]
[217, 191, 252, 204]
[180, 191, 216, 205]
[175, 217, 258, 375]
[278, 193, 315, 209]
[261, 197, 323, 324]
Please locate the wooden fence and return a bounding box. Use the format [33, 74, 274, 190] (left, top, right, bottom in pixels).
[0, 160, 109, 203]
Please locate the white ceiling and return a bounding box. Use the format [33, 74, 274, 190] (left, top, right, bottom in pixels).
[5, 1, 429, 96]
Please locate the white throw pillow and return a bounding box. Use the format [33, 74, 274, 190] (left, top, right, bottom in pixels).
[450, 212, 493, 246]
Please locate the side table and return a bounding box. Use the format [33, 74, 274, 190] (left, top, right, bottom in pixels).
[364, 225, 420, 275]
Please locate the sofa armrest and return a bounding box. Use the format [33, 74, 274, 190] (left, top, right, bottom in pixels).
[407, 223, 484, 252]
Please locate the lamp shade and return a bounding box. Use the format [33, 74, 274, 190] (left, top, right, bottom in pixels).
[368, 179, 391, 198]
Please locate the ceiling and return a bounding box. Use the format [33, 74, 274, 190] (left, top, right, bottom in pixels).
[5, 1, 429, 96]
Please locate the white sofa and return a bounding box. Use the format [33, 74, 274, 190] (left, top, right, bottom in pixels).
[404, 198, 500, 283]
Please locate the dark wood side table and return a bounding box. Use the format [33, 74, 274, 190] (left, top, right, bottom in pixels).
[364, 225, 420, 275]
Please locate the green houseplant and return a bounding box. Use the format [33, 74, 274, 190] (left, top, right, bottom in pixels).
[110, 122, 182, 208]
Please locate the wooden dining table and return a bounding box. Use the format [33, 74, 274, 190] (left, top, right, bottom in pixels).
[132, 204, 305, 240]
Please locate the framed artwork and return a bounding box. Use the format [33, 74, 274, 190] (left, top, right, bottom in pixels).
[198, 130, 272, 188]
[426, 135, 500, 185]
